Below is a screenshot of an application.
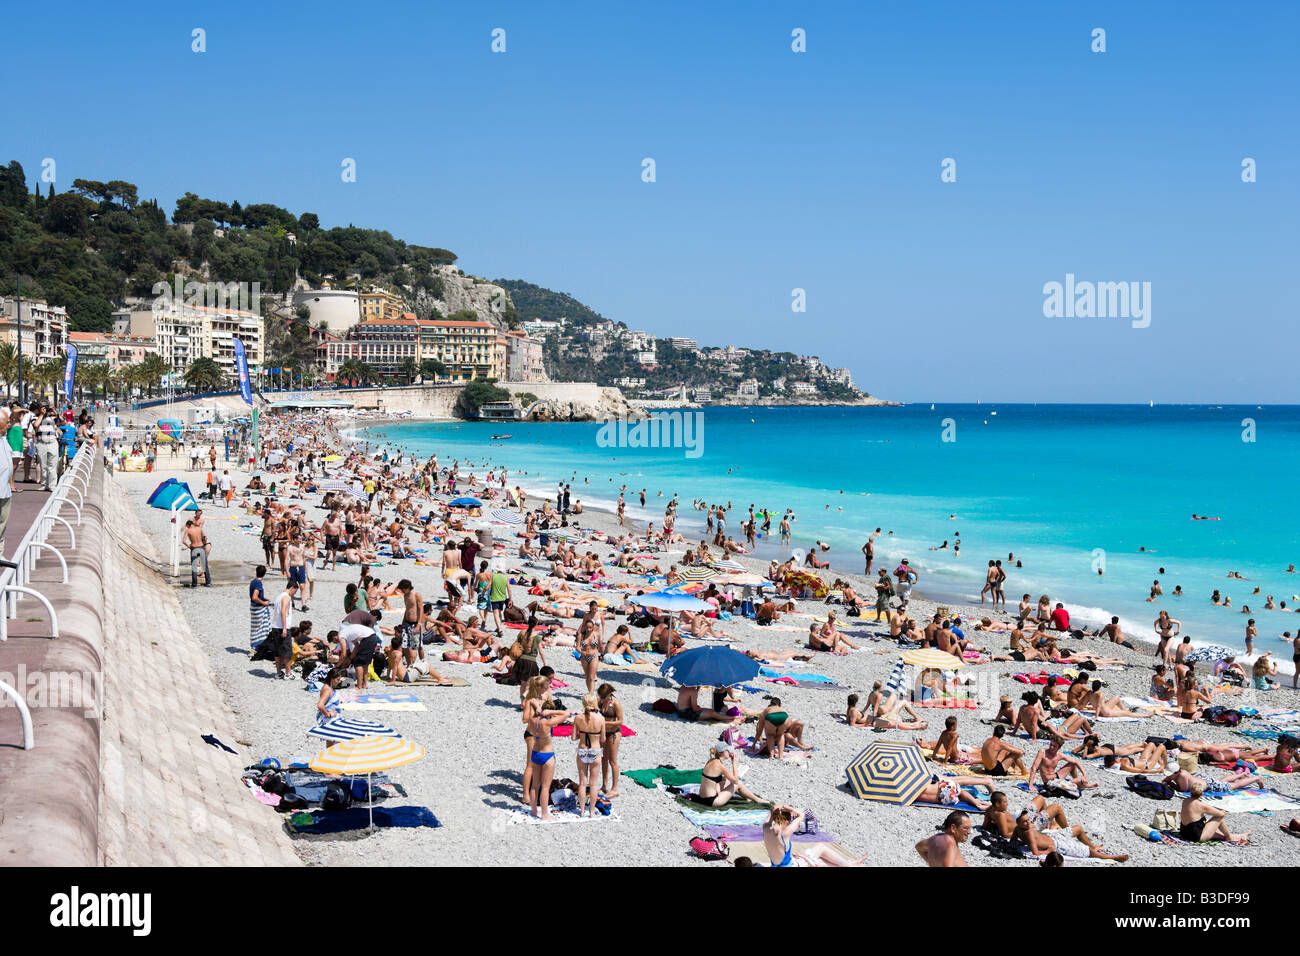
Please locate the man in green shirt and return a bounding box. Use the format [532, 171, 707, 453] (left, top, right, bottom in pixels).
[488, 566, 510, 635]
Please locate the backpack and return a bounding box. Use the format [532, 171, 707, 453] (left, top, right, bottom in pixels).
[1126, 774, 1175, 800]
[689, 836, 730, 861]
[320, 781, 353, 812]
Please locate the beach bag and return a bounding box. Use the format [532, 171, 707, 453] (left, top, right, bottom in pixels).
[320, 781, 353, 813]
[1152, 809, 1179, 831]
[689, 836, 730, 861]
[1126, 775, 1175, 800]
[1042, 779, 1080, 799]
[595, 794, 612, 817]
[796, 810, 820, 835]
[508, 638, 525, 661]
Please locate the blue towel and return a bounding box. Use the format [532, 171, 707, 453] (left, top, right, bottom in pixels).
[287, 806, 441, 834]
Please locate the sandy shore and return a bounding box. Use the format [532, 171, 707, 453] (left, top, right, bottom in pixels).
[112, 454, 1300, 867]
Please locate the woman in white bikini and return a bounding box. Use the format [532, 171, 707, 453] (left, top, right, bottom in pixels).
[572, 693, 606, 817]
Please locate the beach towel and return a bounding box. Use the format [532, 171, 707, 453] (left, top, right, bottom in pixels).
[285, 806, 441, 834]
[679, 806, 770, 827]
[758, 668, 834, 682]
[1210, 758, 1290, 778]
[338, 692, 427, 712]
[702, 824, 833, 844]
[1233, 727, 1284, 741]
[403, 675, 470, 687]
[553, 724, 637, 738]
[718, 841, 858, 866]
[674, 793, 769, 813]
[499, 806, 621, 826]
[916, 697, 979, 709]
[623, 767, 702, 789]
[1197, 788, 1299, 813]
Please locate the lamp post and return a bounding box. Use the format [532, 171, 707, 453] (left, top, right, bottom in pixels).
[14, 273, 23, 404]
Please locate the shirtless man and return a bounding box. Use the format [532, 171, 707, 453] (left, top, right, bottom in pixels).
[916, 811, 971, 867]
[1100, 616, 1133, 648]
[442, 541, 471, 593]
[983, 791, 1070, 837]
[1013, 814, 1129, 862]
[980, 725, 1027, 776]
[980, 561, 998, 606]
[1029, 734, 1098, 790]
[321, 510, 343, 570]
[397, 579, 423, 666]
[183, 519, 211, 588]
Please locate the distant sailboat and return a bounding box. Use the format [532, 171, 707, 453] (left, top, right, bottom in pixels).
[1149, 400, 1154, 407]
[930, 403, 934, 410]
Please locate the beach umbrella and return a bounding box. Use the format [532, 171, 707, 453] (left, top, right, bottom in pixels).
[660, 645, 759, 689]
[676, 566, 720, 583]
[490, 508, 522, 525]
[712, 560, 747, 573]
[308, 718, 401, 743]
[661, 581, 708, 594]
[899, 648, 965, 670]
[639, 589, 716, 648]
[317, 479, 354, 493]
[1183, 644, 1237, 664]
[784, 569, 827, 597]
[845, 741, 930, 804]
[308, 735, 425, 829]
[883, 658, 908, 698]
[321, 455, 343, 462]
[638, 590, 715, 613]
[448, 497, 483, 508]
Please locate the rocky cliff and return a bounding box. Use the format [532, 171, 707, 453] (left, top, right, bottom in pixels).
[412, 265, 510, 327]
[522, 387, 646, 423]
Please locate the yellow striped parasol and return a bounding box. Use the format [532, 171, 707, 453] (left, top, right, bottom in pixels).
[309, 734, 424, 775]
[899, 648, 966, 670]
[308, 734, 425, 829]
[845, 741, 930, 804]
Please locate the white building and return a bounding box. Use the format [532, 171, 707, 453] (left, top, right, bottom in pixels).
[828, 367, 854, 387]
[736, 378, 760, 398]
[616, 376, 646, 389]
[504, 331, 547, 382]
[291, 287, 361, 331]
[669, 337, 698, 351]
[790, 381, 818, 396]
[636, 349, 657, 366]
[154, 303, 265, 380]
[0, 298, 67, 363]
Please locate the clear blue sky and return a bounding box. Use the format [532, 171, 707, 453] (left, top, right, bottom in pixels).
[3, 1, 1295, 402]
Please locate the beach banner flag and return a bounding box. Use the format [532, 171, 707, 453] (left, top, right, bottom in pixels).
[63, 344, 77, 400]
[233, 336, 253, 407]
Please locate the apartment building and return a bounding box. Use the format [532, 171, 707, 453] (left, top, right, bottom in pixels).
[66, 332, 158, 371]
[153, 303, 265, 380]
[0, 297, 68, 363]
[503, 330, 547, 382]
[357, 287, 406, 322]
[418, 317, 502, 381]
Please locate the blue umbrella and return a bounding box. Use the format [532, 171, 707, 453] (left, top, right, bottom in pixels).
[448, 497, 483, 508]
[659, 645, 759, 689]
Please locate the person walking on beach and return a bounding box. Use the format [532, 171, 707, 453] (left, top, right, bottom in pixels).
[1245, 618, 1257, 656]
[861, 536, 874, 575]
[894, 559, 918, 610]
[993, 560, 1007, 609]
[249, 564, 272, 649]
[219, 469, 232, 508]
[397, 579, 423, 666]
[183, 518, 211, 588]
[269, 580, 297, 680]
[33, 406, 59, 492]
[287, 532, 308, 610]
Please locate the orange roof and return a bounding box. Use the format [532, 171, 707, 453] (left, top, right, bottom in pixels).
[418, 319, 494, 330]
[357, 318, 420, 327]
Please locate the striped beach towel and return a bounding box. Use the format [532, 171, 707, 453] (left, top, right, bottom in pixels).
[250, 604, 271, 649]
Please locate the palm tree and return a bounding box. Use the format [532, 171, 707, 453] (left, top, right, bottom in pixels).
[184, 356, 226, 393]
[138, 354, 168, 397]
[399, 358, 417, 385]
[0, 343, 16, 399]
[337, 358, 370, 387]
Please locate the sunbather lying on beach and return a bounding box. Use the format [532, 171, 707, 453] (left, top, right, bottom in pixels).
[1077, 681, 1157, 718]
[807, 614, 858, 654]
[1163, 765, 1262, 794]
[1013, 815, 1129, 862]
[1103, 741, 1170, 773]
[745, 648, 815, 664]
[917, 775, 991, 810]
[873, 691, 928, 731]
[983, 791, 1070, 837]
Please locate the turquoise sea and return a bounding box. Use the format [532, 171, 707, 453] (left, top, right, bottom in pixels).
[359, 405, 1300, 660]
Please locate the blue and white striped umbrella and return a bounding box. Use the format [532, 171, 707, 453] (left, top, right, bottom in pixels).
[308, 718, 402, 742]
[490, 508, 522, 525]
[317, 479, 355, 493]
[884, 658, 908, 698]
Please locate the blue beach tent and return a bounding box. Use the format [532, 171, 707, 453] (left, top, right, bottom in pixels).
[147, 478, 198, 511]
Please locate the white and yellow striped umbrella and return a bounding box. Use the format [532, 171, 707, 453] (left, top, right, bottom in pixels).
[899, 648, 966, 670]
[308, 734, 425, 775]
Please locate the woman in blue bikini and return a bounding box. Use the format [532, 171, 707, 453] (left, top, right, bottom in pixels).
[523, 675, 572, 820]
[762, 805, 867, 867]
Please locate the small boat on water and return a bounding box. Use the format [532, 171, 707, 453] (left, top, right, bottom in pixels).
[492, 434, 513, 440]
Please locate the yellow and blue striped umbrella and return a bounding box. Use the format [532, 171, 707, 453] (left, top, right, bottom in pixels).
[899, 648, 966, 670]
[845, 741, 930, 804]
[676, 566, 721, 583]
[309, 734, 424, 775]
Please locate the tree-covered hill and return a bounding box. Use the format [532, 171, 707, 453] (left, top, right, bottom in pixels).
[493, 279, 613, 327]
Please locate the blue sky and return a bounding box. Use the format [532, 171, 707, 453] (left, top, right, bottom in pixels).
[2, 1, 1295, 402]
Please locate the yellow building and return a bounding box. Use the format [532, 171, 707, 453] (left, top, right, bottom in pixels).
[357, 288, 406, 322]
[417, 318, 502, 381]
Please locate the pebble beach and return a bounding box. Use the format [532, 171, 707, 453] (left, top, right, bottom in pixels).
[113, 422, 1300, 868]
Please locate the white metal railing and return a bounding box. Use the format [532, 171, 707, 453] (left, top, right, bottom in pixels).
[0, 441, 96, 749]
